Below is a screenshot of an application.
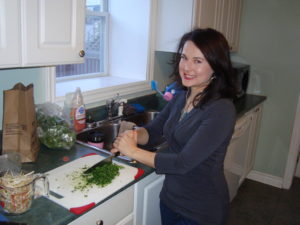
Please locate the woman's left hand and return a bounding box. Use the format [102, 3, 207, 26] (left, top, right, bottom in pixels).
[112, 130, 138, 158]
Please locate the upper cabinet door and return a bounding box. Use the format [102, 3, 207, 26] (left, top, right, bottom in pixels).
[225, 0, 243, 51]
[195, 0, 243, 52]
[155, 0, 243, 53]
[22, 0, 85, 67]
[0, 0, 21, 68]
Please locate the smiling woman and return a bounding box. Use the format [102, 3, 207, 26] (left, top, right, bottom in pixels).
[49, 0, 155, 105]
[111, 28, 238, 225]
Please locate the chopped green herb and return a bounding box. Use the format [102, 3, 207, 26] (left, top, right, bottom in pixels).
[70, 163, 124, 192]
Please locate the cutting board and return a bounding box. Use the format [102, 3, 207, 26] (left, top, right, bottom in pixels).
[41, 153, 142, 214]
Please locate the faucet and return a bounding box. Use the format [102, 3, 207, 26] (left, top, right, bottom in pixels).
[106, 99, 116, 120]
[106, 93, 125, 120]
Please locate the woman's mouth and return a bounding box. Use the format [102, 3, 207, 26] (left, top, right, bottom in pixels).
[183, 74, 195, 81]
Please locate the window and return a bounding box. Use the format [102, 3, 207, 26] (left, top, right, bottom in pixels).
[52, 0, 154, 105]
[56, 0, 108, 80]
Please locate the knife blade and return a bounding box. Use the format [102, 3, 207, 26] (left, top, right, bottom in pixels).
[83, 152, 120, 174]
[84, 125, 136, 174]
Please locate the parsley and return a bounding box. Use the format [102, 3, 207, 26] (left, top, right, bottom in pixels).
[72, 163, 124, 192]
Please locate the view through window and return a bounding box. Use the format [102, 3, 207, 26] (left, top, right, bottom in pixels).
[56, 0, 108, 80]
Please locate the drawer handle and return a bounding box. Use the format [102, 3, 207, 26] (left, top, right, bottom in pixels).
[96, 220, 103, 225]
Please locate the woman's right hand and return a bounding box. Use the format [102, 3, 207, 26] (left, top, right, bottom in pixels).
[118, 121, 136, 134]
[111, 129, 138, 158]
[112, 128, 156, 168]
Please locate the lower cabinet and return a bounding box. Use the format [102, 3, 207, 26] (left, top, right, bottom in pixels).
[67, 173, 165, 225]
[224, 104, 263, 201]
[115, 213, 134, 225]
[134, 172, 165, 225]
[68, 186, 134, 225]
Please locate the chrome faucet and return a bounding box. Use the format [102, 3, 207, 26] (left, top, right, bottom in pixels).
[106, 93, 122, 120]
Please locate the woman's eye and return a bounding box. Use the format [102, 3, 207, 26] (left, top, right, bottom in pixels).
[195, 59, 202, 64]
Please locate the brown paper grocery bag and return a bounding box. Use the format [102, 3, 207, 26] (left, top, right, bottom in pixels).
[2, 83, 40, 162]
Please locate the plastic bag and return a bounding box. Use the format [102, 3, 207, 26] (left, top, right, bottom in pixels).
[0, 152, 21, 176]
[35, 103, 76, 150]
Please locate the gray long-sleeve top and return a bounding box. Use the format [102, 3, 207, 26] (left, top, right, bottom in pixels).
[144, 91, 236, 225]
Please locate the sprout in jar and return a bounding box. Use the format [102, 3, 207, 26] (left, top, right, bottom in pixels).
[0, 171, 35, 214]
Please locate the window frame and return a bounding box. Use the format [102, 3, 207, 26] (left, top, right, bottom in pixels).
[56, 2, 109, 82]
[45, 0, 157, 107]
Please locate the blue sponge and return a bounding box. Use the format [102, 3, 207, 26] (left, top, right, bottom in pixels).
[131, 103, 145, 113]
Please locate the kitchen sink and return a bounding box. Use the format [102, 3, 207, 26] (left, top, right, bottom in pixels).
[123, 110, 159, 127]
[76, 121, 120, 151]
[76, 111, 165, 160]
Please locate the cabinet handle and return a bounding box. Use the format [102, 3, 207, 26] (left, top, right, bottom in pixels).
[79, 50, 85, 57]
[96, 220, 103, 225]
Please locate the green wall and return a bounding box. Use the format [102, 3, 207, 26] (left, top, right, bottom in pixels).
[0, 68, 47, 128]
[238, 0, 300, 177]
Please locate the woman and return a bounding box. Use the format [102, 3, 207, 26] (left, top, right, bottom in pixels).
[112, 28, 238, 225]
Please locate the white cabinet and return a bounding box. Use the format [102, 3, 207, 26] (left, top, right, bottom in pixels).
[0, 0, 21, 67]
[134, 172, 165, 225]
[115, 213, 134, 225]
[155, 0, 243, 52]
[224, 112, 253, 201]
[68, 172, 164, 225]
[224, 104, 263, 201]
[244, 105, 263, 175]
[0, 0, 85, 69]
[68, 186, 134, 225]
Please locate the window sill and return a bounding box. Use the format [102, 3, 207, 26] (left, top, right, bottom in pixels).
[54, 75, 152, 107]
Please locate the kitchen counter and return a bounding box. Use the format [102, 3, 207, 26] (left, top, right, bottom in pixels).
[1, 93, 266, 225]
[234, 94, 266, 118]
[1, 144, 154, 225]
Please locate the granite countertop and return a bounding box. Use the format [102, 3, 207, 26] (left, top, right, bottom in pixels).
[1, 144, 154, 225]
[1, 93, 266, 225]
[234, 94, 267, 118]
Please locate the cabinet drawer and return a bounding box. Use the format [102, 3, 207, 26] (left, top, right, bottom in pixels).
[68, 186, 134, 225]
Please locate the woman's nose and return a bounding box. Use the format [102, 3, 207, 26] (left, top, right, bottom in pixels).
[183, 60, 192, 71]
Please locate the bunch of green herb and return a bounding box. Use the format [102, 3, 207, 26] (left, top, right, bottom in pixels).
[36, 107, 76, 150]
[72, 163, 124, 192]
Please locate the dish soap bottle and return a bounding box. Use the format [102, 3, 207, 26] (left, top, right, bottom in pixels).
[70, 87, 86, 132]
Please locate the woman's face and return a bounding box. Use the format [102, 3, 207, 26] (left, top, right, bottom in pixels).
[179, 41, 214, 93]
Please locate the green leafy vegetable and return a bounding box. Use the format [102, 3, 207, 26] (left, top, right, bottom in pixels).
[72, 163, 124, 192]
[36, 108, 76, 150]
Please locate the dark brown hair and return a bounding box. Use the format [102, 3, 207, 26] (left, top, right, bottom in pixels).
[171, 28, 238, 107]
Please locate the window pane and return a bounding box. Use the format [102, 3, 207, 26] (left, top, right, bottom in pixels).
[86, 0, 106, 12]
[56, 0, 107, 79]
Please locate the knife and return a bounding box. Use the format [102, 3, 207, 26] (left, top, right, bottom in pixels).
[84, 125, 137, 174]
[83, 152, 120, 174]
